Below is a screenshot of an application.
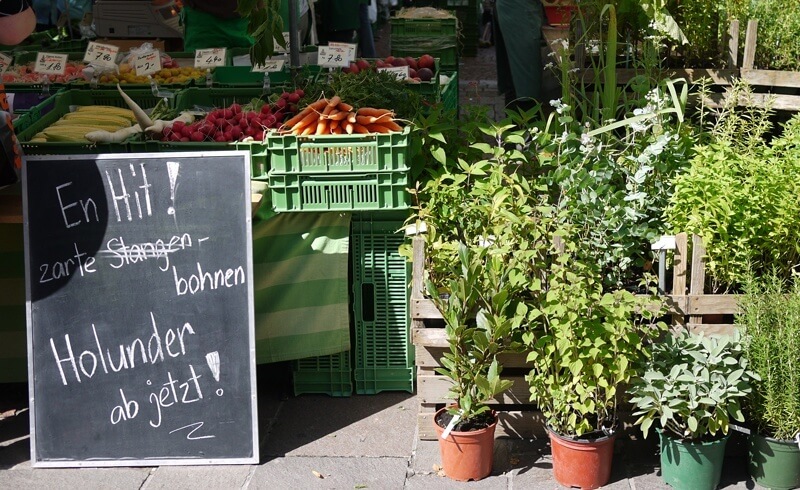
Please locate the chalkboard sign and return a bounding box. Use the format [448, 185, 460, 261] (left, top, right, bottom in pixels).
[22, 151, 258, 467]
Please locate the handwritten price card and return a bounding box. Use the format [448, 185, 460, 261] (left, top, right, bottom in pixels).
[317, 45, 350, 68]
[378, 66, 409, 80]
[274, 32, 291, 54]
[327, 42, 356, 64]
[0, 53, 11, 74]
[84, 41, 119, 68]
[194, 48, 227, 69]
[34, 52, 69, 75]
[252, 59, 285, 73]
[134, 50, 162, 76]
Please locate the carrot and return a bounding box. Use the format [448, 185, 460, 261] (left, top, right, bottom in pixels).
[322, 104, 336, 117]
[357, 107, 393, 118]
[345, 122, 354, 134]
[331, 125, 344, 134]
[352, 123, 370, 134]
[291, 111, 319, 131]
[328, 111, 349, 121]
[337, 102, 354, 112]
[300, 124, 315, 136]
[327, 95, 341, 108]
[367, 124, 390, 134]
[316, 119, 328, 135]
[375, 120, 403, 132]
[330, 119, 340, 131]
[356, 115, 374, 126]
[283, 107, 313, 128]
[308, 98, 329, 112]
[347, 112, 358, 124]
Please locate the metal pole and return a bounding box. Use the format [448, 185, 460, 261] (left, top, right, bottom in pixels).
[288, 0, 301, 78]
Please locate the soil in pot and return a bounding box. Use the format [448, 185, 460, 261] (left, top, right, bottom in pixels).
[433, 407, 497, 482]
[547, 426, 617, 490]
[748, 433, 800, 490]
[659, 430, 729, 490]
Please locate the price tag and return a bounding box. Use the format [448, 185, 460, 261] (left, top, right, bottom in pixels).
[317, 45, 350, 68]
[274, 32, 291, 54]
[252, 59, 285, 72]
[378, 66, 409, 80]
[0, 53, 11, 74]
[83, 41, 119, 68]
[34, 52, 69, 75]
[134, 50, 162, 76]
[328, 42, 357, 64]
[194, 48, 227, 69]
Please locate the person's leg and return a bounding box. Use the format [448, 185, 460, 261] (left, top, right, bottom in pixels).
[495, 0, 543, 104]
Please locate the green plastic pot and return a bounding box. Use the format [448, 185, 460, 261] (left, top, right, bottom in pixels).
[658, 429, 729, 490]
[748, 433, 800, 490]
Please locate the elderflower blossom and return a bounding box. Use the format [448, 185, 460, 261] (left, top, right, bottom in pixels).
[550, 99, 570, 115]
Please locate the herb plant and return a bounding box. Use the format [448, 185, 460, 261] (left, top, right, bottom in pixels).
[738, 272, 800, 441]
[628, 330, 758, 441]
[428, 243, 526, 429]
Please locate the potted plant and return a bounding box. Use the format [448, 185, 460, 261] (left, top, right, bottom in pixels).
[428, 243, 525, 482]
[627, 330, 758, 490]
[738, 272, 800, 490]
[523, 242, 665, 490]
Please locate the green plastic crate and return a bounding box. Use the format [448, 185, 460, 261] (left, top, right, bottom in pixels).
[292, 350, 353, 397]
[17, 89, 165, 155]
[173, 87, 270, 111]
[267, 126, 411, 174]
[268, 170, 410, 212]
[390, 17, 459, 73]
[131, 139, 270, 180]
[209, 64, 320, 90]
[441, 71, 459, 114]
[351, 215, 414, 394]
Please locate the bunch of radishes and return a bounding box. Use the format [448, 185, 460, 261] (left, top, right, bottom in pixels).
[161, 88, 305, 143]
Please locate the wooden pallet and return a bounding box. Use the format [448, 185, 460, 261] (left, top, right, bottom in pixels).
[410, 232, 741, 439]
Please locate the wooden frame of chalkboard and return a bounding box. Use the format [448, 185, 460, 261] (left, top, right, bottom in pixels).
[22, 151, 259, 467]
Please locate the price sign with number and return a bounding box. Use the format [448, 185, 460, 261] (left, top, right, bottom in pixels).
[83, 41, 119, 68]
[194, 48, 227, 69]
[274, 32, 291, 54]
[34, 52, 69, 75]
[252, 59, 285, 72]
[327, 42, 356, 64]
[0, 53, 11, 74]
[378, 66, 410, 80]
[134, 50, 162, 76]
[317, 45, 350, 68]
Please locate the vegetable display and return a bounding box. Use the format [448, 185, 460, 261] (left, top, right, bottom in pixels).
[28, 106, 135, 142]
[281, 96, 402, 135]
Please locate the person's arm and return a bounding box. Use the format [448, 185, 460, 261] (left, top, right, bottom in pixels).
[0, 3, 36, 46]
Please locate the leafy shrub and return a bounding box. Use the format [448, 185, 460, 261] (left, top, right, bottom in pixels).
[738, 272, 800, 441]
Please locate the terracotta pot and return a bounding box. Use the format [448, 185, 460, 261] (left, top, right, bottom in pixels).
[547, 426, 617, 490]
[433, 407, 498, 482]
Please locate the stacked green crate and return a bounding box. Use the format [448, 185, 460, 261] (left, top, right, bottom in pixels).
[441, 71, 459, 114]
[351, 213, 414, 394]
[452, 0, 481, 58]
[390, 16, 459, 73]
[292, 350, 353, 396]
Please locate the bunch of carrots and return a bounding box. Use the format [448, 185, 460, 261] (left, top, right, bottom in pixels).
[281, 96, 403, 136]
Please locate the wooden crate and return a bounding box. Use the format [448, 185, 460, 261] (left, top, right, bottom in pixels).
[409, 232, 741, 439]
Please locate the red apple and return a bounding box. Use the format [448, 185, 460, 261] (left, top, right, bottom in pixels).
[405, 57, 418, 70]
[356, 58, 371, 71]
[418, 54, 435, 70]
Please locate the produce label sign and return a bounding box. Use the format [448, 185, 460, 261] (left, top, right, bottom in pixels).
[274, 32, 291, 53]
[34, 52, 68, 76]
[134, 50, 162, 76]
[378, 66, 409, 80]
[327, 42, 356, 64]
[84, 41, 119, 68]
[252, 59, 284, 73]
[317, 45, 351, 68]
[0, 53, 11, 74]
[22, 152, 258, 467]
[194, 48, 226, 69]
